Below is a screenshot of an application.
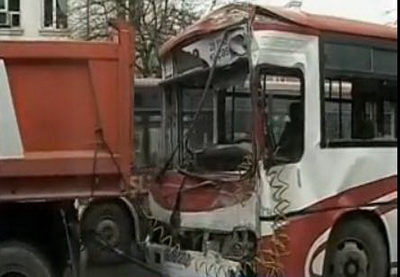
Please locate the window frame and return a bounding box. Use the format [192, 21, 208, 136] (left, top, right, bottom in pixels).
[42, 0, 68, 30]
[0, 0, 21, 28]
[257, 64, 306, 164]
[319, 34, 397, 148]
[162, 86, 180, 165]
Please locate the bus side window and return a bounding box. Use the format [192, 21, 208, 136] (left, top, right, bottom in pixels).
[323, 78, 397, 145]
[261, 72, 304, 163]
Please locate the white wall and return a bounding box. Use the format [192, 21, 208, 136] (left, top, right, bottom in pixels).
[0, 0, 71, 40]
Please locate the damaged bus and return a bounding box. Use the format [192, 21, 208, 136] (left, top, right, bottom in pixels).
[144, 4, 397, 277]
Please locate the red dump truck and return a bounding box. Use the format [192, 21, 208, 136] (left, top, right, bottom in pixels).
[0, 22, 134, 277]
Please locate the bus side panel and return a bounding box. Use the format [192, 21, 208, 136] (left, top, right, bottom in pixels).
[381, 208, 398, 274]
[257, 173, 397, 277]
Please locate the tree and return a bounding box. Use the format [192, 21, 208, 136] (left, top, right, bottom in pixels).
[70, 0, 199, 77]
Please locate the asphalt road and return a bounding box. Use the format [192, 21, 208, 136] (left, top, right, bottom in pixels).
[84, 263, 158, 277]
[80, 249, 160, 277]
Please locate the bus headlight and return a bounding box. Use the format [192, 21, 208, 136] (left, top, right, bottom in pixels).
[228, 31, 247, 56]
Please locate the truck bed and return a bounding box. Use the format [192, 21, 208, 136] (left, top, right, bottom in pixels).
[0, 24, 134, 202]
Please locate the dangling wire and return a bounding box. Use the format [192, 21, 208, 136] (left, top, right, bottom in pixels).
[255, 167, 291, 277]
[242, 7, 292, 272]
[193, 252, 238, 277]
[138, 203, 185, 255]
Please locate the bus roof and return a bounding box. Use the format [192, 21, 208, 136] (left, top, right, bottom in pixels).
[160, 3, 397, 57]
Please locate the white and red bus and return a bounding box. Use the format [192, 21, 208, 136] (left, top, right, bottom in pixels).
[144, 4, 397, 277]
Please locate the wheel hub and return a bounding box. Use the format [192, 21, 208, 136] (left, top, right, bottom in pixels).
[344, 260, 359, 276]
[333, 241, 368, 277]
[96, 219, 120, 246]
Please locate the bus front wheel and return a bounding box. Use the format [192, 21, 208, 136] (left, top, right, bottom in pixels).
[81, 202, 134, 265]
[323, 217, 389, 277]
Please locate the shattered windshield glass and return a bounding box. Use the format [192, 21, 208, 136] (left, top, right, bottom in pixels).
[164, 71, 252, 171]
[161, 27, 252, 171]
[182, 77, 252, 152]
[182, 88, 214, 152]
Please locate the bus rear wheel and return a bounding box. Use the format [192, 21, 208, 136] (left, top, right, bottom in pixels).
[323, 218, 389, 277]
[0, 242, 53, 277]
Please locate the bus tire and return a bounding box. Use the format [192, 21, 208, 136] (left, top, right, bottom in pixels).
[323, 217, 389, 277]
[81, 202, 133, 265]
[0, 241, 53, 277]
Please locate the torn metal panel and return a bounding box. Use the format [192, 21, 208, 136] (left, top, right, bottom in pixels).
[149, 191, 258, 232]
[149, 171, 254, 212]
[159, 4, 253, 57]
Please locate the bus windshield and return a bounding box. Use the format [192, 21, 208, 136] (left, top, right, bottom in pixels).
[164, 70, 252, 172]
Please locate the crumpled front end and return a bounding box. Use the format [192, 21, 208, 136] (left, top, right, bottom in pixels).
[144, 171, 259, 276]
[145, 242, 243, 277]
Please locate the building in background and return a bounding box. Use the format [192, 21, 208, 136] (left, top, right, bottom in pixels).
[0, 0, 69, 40]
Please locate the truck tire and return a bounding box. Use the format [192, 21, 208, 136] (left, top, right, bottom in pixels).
[0, 241, 53, 277]
[81, 202, 133, 265]
[323, 217, 389, 277]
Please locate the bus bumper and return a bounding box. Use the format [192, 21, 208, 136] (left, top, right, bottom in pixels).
[144, 242, 242, 277]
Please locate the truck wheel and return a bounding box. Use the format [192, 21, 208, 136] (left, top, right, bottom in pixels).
[323, 217, 389, 277]
[0, 242, 53, 277]
[81, 202, 133, 265]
